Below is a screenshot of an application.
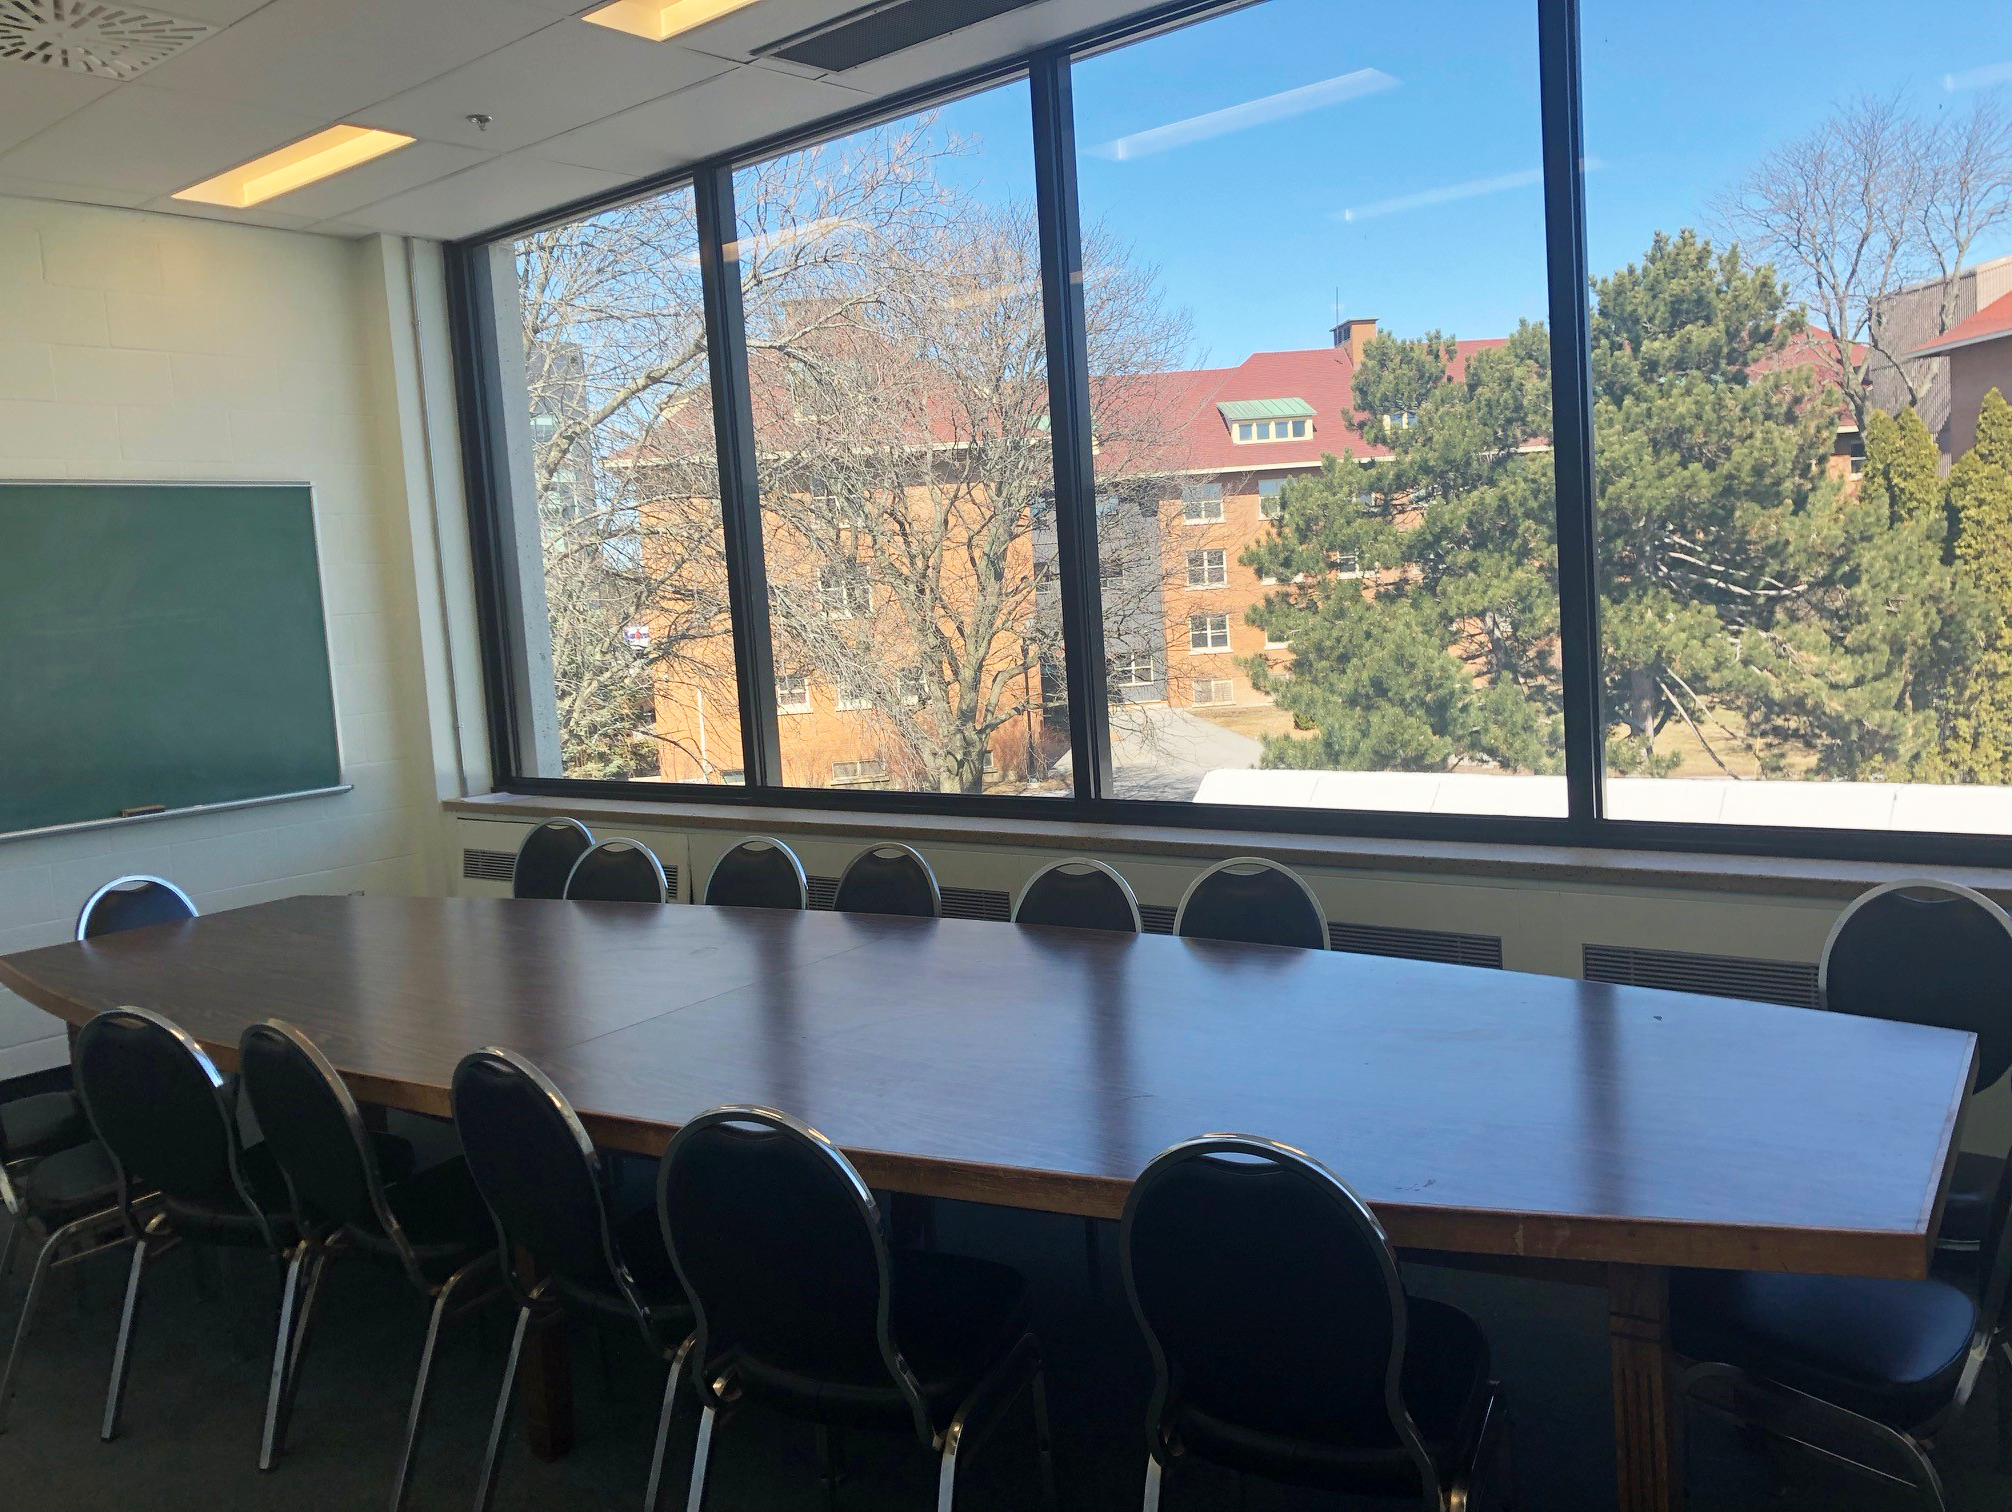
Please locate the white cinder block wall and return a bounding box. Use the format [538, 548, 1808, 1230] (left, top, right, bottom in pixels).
[0, 196, 455, 1077]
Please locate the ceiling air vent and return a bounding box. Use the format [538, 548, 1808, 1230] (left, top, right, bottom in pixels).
[0, 0, 215, 81]
[462, 848, 516, 884]
[1583, 943, 1819, 1010]
[1330, 921, 1503, 969]
[760, 0, 1046, 73]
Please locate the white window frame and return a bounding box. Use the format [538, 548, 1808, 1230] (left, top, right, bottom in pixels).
[1110, 651, 1158, 688]
[1189, 613, 1231, 653]
[835, 679, 872, 712]
[1192, 677, 1235, 706]
[1181, 486, 1224, 525]
[777, 674, 812, 715]
[1187, 548, 1227, 588]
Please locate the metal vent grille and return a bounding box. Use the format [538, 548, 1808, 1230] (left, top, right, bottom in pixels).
[0, 0, 215, 80]
[1330, 921, 1503, 969]
[762, 0, 1045, 72]
[1139, 903, 1177, 936]
[462, 848, 515, 883]
[940, 885, 1010, 922]
[1583, 944, 1819, 1010]
[808, 875, 840, 910]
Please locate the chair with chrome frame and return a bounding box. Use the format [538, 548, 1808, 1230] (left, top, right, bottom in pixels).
[1822, 879, 2012, 1252]
[238, 1019, 502, 1507]
[1013, 858, 1142, 935]
[451, 1046, 696, 1512]
[565, 838, 672, 904]
[1672, 1152, 2012, 1510]
[703, 836, 809, 911]
[513, 817, 596, 900]
[833, 843, 941, 920]
[1121, 1135, 1504, 1512]
[76, 874, 198, 941]
[658, 1105, 1056, 1512]
[1173, 857, 1327, 951]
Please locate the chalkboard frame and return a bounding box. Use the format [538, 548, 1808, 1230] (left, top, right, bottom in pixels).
[0, 478, 350, 843]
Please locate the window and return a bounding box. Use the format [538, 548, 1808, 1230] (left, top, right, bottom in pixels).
[1076, 0, 1562, 808]
[1265, 631, 1291, 650]
[1110, 651, 1159, 688]
[832, 758, 889, 786]
[1193, 678, 1235, 706]
[777, 674, 811, 715]
[739, 78, 1069, 797]
[720, 770, 746, 785]
[1189, 614, 1231, 652]
[1187, 549, 1227, 588]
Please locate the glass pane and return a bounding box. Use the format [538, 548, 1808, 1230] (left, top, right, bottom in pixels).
[735, 80, 1068, 796]
[1586, 1, 2012, 833]
[1073, 0, 1564, 811]
[498, 183, 742, 783]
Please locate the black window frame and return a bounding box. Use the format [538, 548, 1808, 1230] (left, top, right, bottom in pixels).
[442, 0, 2012, 867]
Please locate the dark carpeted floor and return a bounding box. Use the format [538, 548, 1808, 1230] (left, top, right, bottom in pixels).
[0, 1185, 2005, 1511]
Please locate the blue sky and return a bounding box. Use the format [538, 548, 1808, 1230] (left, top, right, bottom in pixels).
[929, 0, 2012, 366]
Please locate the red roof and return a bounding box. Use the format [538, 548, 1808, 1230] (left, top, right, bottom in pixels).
[1909, 290, 2012, 358]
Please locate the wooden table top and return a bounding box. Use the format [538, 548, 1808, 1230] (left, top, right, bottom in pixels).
[0, 894, 1975, 1278]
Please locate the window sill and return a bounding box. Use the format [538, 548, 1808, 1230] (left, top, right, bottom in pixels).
[445, 792, 2012, 902]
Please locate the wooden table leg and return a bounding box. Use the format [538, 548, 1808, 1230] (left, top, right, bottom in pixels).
[514, 1246, 574, 1461]
[1609, 1264, 1682, 1512]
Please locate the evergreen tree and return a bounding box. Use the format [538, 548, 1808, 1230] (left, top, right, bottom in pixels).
[1941, 390, 2012, 780]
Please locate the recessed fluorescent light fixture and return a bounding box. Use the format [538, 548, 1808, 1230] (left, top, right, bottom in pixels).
[172, 125, 415, 209]
[581, 0, 761, 43]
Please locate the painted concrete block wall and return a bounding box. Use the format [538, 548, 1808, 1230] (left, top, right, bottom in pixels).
[0, 196, 445, 1078]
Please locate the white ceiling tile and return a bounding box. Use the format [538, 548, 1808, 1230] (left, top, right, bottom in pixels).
[528, 61, 864, 178]
[340, 152, 635, 239]
[0, 84, 328, 197]
[0, 173, 149, 209]
[239, 139, 494, 221]
[0, 62, 118, 155]
[134, 0, 558, 119]
[350, 25, 735, 155]
[152, 0, 278, 22]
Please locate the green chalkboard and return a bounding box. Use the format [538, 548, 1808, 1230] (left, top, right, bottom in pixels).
[0, 482, 342, 836]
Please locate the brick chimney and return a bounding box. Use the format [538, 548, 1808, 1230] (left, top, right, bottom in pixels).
[1332, 316, 1378, 364]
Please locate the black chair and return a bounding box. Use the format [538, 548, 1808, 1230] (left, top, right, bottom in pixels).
[1013, 859, 1143, 935]
[75, 874, 198, 941]
[1672, 1154, 2012, 1510]
[238, 1019, 500, 1506]
[451, 1047, 696, 1512]
[1121, 1135, 1502, 1512]
[704, 836, 809, 911]
[565, 838, 671, 904]
[1173, 857, 1326, 951]
[1821, 880, 2012, 1251]
[514, 817, 596, 900]
[658, 1104, 1055, 1512]
[833, 843, 941, 920]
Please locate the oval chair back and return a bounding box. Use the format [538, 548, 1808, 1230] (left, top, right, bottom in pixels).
[1120, 1135, 1440, 1502]
[74, 1007, 264, 1244]
[1013, 859, 1142, 934]
[513, 818, 595, 900]
[1822, 880, 2012, 1094]
[451, 1048, 644, 1325]
[1173, 858, 1326, 950]
[76, 875, 197, 942]
[657, 1105, 931, 1440]
[704, 836, 809, 911]
[563, 839, 669, 904]
[833, 843, 941, 920]
[238, 1020, 418, 1281]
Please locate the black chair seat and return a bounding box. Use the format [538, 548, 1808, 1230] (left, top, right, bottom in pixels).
[1174, 1297, 1490, 1495]
[733, 1250, 1029, 1431]
[551, 1205, 693, 1340]
[1, 1090, 90, 1164]
[1938, 1150, 2004, 1247]
[1672, 1268, 1977, 1426]
[350, 1156, 491, 1279]
[20, 1140, 122, 1226]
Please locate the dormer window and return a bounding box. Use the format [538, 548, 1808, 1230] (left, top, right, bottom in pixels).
[1219, 399, 1314, 444]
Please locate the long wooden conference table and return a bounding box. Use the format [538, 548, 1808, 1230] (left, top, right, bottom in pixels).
[0, 893, 1978, 1512]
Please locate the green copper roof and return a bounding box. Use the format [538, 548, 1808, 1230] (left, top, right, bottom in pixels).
[1218, 398, 1315, 423]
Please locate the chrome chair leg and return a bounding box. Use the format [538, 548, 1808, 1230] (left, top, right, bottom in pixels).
[1142, 1455, 1163, 1512]
[275, 1245, 329, 1454]
[388, 1279, 458, 1512]
[259, 1245, 307, 1471]
[1900, 1434, 1951, 1512]
[0, 1210, 108, 1433]
[936, 1415, 967, 1512]
[472, 1304, 531, 1512]
[685, 1402, 717, 1512]
[644, 1336, 695, 1512]
[100, 1235, 149, 1441]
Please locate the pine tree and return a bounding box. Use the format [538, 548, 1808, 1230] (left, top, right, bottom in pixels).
[1941, 390, 2012, 780]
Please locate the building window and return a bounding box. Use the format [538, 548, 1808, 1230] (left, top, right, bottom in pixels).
[1335, 553, 1361, 578]
[1110, 651, 1159, 687]
[1189, 613, 1231, 652]
[817, 566, 872, 620]
[835, 679, 872, 712]
[1264, 629, 1291, 650]
[832, 759, 889, 786]
[896, 669, 924, 708]
[1231, 415, 1310, 444]
[1181, 484, 1224, 524]
[1192, 678, 1235, 705]
[720, 770, 746, 785]
[1258, 479, 1286, 519]
[777, 674, 811, 715]
[1383, 411, 1417, 431]
[1187, 549, 1228, 588]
